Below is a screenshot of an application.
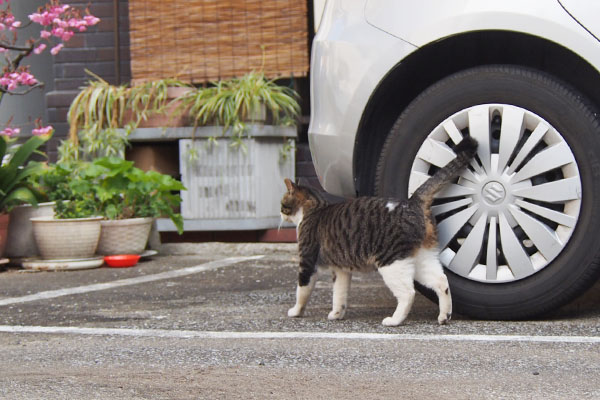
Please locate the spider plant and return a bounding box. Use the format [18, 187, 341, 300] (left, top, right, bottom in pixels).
[178, 71, 300, 146]
[61, 71, 189, 162]
[62, 71, 131, 161]
[128, 78, 190, 125]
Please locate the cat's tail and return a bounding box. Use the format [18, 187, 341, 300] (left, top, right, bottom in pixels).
[411, 136, 478, 208]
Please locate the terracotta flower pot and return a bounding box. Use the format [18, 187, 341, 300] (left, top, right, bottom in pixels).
[30, 216, 103, 260]
[97, 217, 154, 255]
[123, 87, 193, 128]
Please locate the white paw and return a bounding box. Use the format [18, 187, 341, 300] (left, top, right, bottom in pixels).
[438, 312, 451, 325]
[328, 309, 346, 320]
[382, 316, 402, 327]
[288, 306, 304, 318]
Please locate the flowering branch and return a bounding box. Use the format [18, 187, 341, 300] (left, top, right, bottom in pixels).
[0, 42, 33, 52]
[0, 0, 99, 139]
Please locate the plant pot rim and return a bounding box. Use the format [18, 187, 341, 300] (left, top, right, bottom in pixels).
[100, 217, 154, 225]
[12, 201, 56, 209]
[30, 216, 104, 223]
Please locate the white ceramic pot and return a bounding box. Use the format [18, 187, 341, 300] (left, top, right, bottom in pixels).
[6, 202, 55, 258]
[30, 216, 103, 260]
[97, 217, 154, 255]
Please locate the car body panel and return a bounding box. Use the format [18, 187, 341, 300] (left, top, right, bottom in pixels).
[559, 0, 600, 41]
[308, 0, 416, 195]
[309, 0, 600, 196]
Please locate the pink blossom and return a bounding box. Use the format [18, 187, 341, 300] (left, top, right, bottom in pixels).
[19, 72, 37, 86]
[33, 43, 46, 54]
[4, 3, 100, 99]
[0, 69, 39, 91]
[84, 15, 100, 26]
[0, 10, 20, 32]
[50, 43, 63, 55]
[0, 126, 20, 137]
[29, 3, 99, 48]
[61, 30, 74, 41]
[29, 12, 52, 26]
[32, 125, 53, 136]
[51, 26, 64, 37]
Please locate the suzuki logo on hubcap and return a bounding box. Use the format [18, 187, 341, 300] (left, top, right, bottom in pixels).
[482, 181, 506, 205]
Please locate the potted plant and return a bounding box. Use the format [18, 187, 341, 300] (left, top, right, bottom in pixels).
[0, 1, 100, 260]
[127, 78, 192, 128]
[5, 200, 55, 259]
[174, 72, 300, 224]
[60, 74, 131, 162]
[30, 157, 185, 258]
[29, 161, 104, 260]
[82, 156, 185, 255]
[0, 134, 49, 258]
[177, 70, 300, 147]
[60, 73, 190, 163]
[62, 71, 299, 232]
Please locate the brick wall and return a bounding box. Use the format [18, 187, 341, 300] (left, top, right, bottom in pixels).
[45, 0, 131, 161]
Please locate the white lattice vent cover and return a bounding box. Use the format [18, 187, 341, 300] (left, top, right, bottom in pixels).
[179, 138, 295, 220]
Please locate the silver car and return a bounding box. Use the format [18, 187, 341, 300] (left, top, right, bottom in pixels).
[308, 0, 600, 319]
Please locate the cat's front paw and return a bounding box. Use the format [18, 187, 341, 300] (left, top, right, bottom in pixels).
[288, 306, 304, 318]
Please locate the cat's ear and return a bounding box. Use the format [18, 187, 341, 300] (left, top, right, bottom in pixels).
[284, 178, 296, 192]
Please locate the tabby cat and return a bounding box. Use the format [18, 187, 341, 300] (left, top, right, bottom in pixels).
[280, 136, 478, 326]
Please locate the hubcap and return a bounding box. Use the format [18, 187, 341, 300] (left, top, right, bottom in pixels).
[408, 104, 582, 283]
[481, 181, 506, 205]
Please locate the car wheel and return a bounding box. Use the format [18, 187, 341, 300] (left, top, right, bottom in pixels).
[375, 65, 600, 320]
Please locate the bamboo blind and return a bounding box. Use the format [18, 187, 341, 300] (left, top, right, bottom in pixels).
[128, 0, 309, 83]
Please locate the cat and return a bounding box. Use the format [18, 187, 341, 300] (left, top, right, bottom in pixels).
[280, 136, 478, 326]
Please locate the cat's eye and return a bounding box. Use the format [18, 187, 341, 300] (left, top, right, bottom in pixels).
[281, 205, 292, 214]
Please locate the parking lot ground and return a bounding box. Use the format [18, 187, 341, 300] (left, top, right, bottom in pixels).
[1, 242, 600, 399]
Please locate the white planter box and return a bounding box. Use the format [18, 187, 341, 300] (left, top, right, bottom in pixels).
[179, 137, 295, 220]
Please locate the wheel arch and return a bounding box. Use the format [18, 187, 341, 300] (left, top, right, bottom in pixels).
[353, 30, 600, 196]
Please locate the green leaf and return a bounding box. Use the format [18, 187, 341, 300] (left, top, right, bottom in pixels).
[0, 186, 38, 212]
[0, 136, 6, 161]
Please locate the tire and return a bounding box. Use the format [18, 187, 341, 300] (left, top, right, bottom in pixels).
[375, 65, 600, 320]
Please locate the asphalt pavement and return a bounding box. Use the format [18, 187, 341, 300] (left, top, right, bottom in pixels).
[1, 242, 600, 399]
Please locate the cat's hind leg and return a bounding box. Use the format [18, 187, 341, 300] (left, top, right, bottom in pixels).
[328, 267, 352, 320]
[414, 247, 452, 325]
[288, 271, 318, 318]
[378, 258, 416, 326]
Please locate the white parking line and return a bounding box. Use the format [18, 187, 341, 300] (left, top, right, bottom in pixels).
[0, 255, 264, 307]
[0, 325, 599, 344]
